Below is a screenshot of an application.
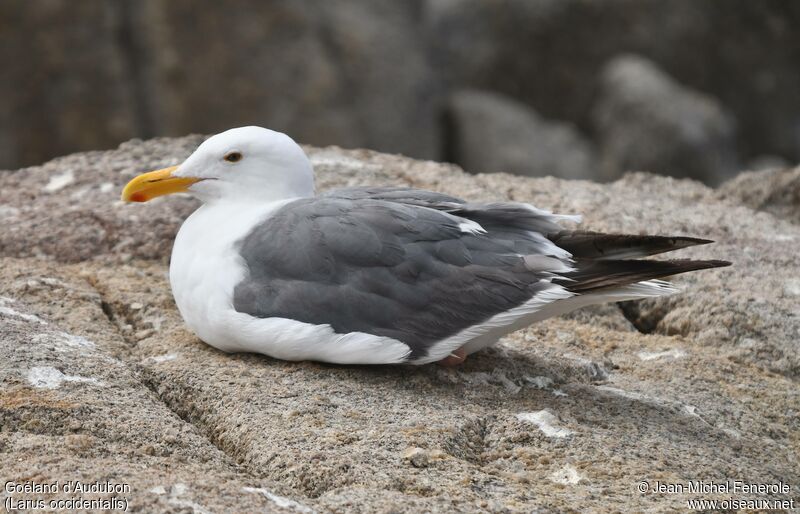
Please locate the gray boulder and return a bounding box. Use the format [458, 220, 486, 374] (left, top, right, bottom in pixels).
[1, 1, 441, 169]
[134, 0, 442, 160]
[0, 1, 138, 170]
[427, 0, 800, 165]
[446, 89, 595, 179]
[593, 55, 737, 183]
[0, 137, 797, 511]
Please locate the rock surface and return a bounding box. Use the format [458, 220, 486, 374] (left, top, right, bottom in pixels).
[1, 136, 798, 512]
[593, 56, 738, 183]
[446, 89, 596, 180]
[716, 165, 800, 225]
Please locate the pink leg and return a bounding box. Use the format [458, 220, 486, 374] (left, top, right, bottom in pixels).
[436, 347, 466, 367]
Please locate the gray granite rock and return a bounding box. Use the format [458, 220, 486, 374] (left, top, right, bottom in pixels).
[0, 137, 797, 511]
[716, 165, 800, 225]
[0, 279, 310, 513]
[593, 55, 738, 184]
[446, 89, 595, 179]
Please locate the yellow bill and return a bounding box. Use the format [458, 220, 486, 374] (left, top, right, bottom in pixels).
[121, 166, 200, 202]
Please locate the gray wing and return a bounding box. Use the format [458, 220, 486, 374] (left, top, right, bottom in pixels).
[325, 189, 730, 291]
[323, 186, 578, 236]
[233, 195, 563, 361]
[321, 186, 465, 207]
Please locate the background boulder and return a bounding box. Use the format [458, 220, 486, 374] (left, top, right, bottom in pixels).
[429, 0, 800, 168]
[593, 55, 737, 183]
[0, 0, 442, 169]
[2, 0, 799, 185]
[0, 2, 138, 169]
[446, 89, 596, 180]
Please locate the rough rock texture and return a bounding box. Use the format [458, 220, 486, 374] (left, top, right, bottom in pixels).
[1, 137, 798, 512]
[593, 56, 738, 184]
[716, 165, 800, 224]
[0, 294, 298, 513]
[446, 89, 596, 180]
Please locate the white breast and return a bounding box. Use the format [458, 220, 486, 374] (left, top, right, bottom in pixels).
[169, 200, 288, 352]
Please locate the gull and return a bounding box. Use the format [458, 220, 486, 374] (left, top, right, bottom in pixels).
[121, 126, 729, 366]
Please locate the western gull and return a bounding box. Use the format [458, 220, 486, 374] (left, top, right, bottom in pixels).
[121, 126, 729, 366]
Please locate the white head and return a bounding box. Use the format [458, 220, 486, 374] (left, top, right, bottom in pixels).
[122, 126, 315, 204]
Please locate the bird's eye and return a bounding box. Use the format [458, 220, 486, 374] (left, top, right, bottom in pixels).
[224, 151, 243, 163]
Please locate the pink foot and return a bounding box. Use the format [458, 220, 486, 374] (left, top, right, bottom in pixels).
[436, 347, 466, 367]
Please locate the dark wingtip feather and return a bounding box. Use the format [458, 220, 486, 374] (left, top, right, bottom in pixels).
[548, 231, 719, 260]
[557, 258, 732, 293]
[665, 258, 732, 271]
[670, 236, 715, 248]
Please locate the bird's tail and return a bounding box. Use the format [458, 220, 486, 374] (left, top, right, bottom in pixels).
[548, 231, 731, 294]
[555, 258, 731, 294]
